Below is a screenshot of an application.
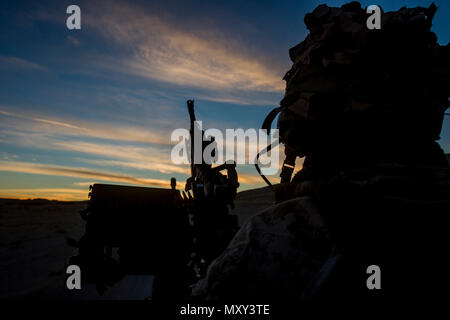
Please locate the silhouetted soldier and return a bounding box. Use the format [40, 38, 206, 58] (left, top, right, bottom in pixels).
[193, 2, 450, 309]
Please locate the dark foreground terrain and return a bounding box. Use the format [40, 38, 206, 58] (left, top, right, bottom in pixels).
[0, 187, 274, 300]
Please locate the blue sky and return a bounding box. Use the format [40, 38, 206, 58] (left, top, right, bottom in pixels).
[0, 0, 449, 200]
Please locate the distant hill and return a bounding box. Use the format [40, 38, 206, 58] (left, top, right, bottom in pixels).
[236, 185, 274, 203]
[233, 186, 275, 225]
[0, 198, 88, 205]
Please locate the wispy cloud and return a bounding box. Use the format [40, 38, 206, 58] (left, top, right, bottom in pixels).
[0, 108, 171, 146]
[0, 55, 48, 72]
[78, 158, 189, 175]
[0, 160, 181, 188]
[0, 125, 185, 176]
[0, 107, 300, 190]
[0, 188, 88, 201]
[72, 181, 95, 187]
[0, 105, 302, 194]
[238, 172, 274, 185]
[67, 35, 81, 47]
[0, 107, 282, 177]
[82, 1, 284, 95]
[0, 107, 183, 176]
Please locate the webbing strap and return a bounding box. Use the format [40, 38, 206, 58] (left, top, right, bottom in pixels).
[256, 107, 285, 189]
[262, 107, 282, 133]
[255, 140, 279, 190]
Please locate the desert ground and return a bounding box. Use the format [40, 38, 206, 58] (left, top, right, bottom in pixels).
[0, 186, 274, 300]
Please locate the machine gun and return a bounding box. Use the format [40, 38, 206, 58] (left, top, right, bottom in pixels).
[183, 99, 239, 271]
[67, 100, 239, 299]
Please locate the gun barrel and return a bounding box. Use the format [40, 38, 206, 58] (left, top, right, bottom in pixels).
[187, 99, 196, 122]
[187, 100, 196, 176]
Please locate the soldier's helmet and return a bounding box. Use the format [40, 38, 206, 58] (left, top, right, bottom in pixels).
[277, 2, 450, 158]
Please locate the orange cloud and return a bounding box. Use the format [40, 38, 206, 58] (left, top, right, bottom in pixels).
[0, 108, 170, 146]
[83, 1, 285, 94]
[0, 108, 188, 176]
[0, 56, 48, 72]
[0, 188, 88, 201]
[0, 160, 181, 189]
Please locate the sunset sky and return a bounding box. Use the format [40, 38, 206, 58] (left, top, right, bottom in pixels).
[1, 0, 449, 200]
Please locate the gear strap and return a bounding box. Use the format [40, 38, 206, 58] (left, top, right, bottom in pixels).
[280, 145, 297, 183]
[256, 106, 297, 188]
[262, 106, 282, 133]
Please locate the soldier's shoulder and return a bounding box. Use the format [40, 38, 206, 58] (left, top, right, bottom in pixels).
[238, 196, 332, 261]
[245, 195, 326, 231]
